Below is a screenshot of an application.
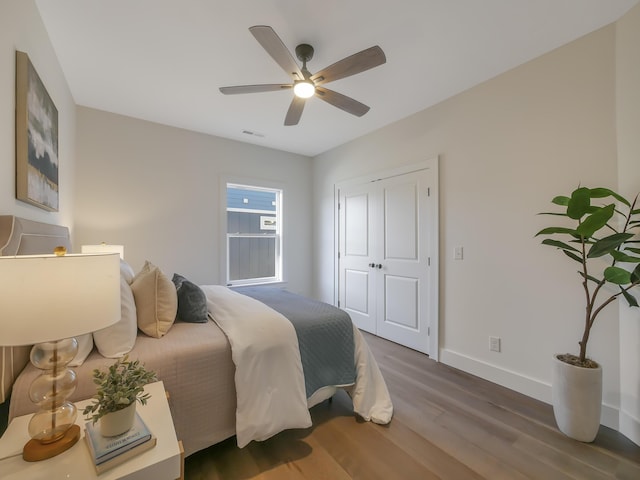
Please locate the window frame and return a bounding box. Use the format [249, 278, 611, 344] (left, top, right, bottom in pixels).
[223, 181, 283, 287]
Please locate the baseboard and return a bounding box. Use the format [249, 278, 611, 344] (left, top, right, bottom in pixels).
[440, 348, 620, 431]
[619, 410, 640, 446]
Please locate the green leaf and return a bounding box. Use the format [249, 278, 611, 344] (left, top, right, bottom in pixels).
[610, 250, 640, 263]
[536, 227, 578, 237]
[588, 276, 602, 285]
[552, 196, 570, 206]
[563, 250, 583, 263]
[578, 271, 603, 284]
[621, 288, 639, 307]
[541, 239, 580, 252]
[632, 264, 640, 283]
[587, 232, 634, 258]
[604, 266, 632, 285]
[567, 187, 591, 219]
[576, 204, 615, 238]
[589, 188, 612, 198]
[590, 187, 631, 206]
[538, 212, 569, 217]
[628, 248, 640, 255]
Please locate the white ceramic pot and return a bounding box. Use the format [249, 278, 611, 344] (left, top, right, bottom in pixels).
[551, 354, 602, 442]
[99, 402, 136, 437]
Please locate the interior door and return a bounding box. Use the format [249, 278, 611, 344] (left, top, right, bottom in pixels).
[338, 183, 376, 333]
[375, 169, 431, 353]
[338, 167, 435, 355]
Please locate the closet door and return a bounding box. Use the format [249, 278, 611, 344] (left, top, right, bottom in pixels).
[338, 183, 377, 333]
[374, 169, 432, 354]
[338, 167, 436, 355]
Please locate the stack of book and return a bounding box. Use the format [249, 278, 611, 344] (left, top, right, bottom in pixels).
[84, 412, 157, 474]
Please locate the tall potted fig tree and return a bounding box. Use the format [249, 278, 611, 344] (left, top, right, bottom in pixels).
[537, 186, 640, 442]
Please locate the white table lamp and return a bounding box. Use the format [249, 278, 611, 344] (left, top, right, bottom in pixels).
[0, 250, 120, 461]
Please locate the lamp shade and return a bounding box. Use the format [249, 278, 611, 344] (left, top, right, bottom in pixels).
[0, 253, 121, 346]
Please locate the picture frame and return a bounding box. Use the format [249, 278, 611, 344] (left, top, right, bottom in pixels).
[15, 50, 59, 212]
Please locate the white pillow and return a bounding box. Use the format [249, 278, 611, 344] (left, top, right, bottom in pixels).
[120, 259, 135, 284]
[93, 264, 138, 358]
[68, 333, 93, 367]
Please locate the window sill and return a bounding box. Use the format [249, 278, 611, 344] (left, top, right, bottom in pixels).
[228, 280, 287, 289]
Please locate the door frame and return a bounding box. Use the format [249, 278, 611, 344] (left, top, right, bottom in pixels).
[334, 157, 440, 360]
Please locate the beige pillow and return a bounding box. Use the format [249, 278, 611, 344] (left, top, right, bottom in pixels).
[131, 260, 177, 338]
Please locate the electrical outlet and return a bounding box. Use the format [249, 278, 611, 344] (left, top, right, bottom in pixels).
[454, 246, 464, 260]
[489, 336, 501, 352]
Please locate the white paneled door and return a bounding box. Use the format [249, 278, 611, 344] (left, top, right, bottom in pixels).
[338, 165, 437, 355]
[339, 182, 377, 333]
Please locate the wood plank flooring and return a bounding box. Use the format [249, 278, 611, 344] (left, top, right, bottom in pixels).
[184, 332, 640, 479]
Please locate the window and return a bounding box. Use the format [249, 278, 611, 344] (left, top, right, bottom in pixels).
[226, 183, 282, 286]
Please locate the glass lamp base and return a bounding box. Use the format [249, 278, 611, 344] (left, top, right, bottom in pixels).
[24, 338, 80, 461]
[23, 424, 80, 462]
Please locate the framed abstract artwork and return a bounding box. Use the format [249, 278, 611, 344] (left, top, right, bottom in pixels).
[15, 51, 59, 211]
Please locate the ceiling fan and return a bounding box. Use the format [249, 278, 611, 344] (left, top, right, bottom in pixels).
[219, 25, 386, 126]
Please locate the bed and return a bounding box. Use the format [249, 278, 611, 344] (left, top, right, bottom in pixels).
[0, 216, 393, 456]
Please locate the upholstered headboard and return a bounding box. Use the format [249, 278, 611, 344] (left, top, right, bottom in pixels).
[0, 215, 72, 403]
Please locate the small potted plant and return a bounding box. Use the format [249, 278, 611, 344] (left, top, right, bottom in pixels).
[83, 355, 157, 437]
[536, 186, 640, 441]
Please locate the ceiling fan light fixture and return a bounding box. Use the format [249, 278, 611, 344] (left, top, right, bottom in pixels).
[293, 80, 315, 99]
[219, 26, 386, 125]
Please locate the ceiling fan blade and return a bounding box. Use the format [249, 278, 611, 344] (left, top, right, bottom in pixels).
[284, 96, 306, 126]
[219, 84, 292, 95]
[249, 25, 303, 80]
[311, 46, 386, 86]
[315, 87, 370, 117]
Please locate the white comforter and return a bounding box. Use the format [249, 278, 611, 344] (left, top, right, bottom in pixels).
[202, 285, 393, 448]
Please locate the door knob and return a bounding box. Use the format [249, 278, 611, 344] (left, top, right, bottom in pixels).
[376, 264, 383, 269]
[369, 263, 375, 268]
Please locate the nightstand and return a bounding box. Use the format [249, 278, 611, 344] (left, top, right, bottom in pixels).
[0, 381, 183, 480]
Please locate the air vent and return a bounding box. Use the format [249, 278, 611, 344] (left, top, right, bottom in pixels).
[242, 130, 265, 138]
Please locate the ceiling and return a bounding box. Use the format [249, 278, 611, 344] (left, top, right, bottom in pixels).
[35, 0, 638, 157]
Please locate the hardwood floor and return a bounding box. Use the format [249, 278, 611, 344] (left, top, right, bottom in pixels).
[185, 332, 640, 479]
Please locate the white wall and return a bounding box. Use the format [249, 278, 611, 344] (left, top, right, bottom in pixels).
[74, 107, 313, 295]
[616, 3, 640, 445]
[313, 25, 623, 428]
[0, 0, 76, 228]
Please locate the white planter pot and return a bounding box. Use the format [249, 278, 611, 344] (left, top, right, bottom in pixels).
[99, 403, 136, 437]
[551, 354, 602, 442]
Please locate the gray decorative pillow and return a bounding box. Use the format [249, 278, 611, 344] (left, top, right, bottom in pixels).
[172, 273, 208, 323]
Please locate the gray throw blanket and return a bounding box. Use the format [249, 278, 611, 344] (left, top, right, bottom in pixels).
[235, 286, 357, 397]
